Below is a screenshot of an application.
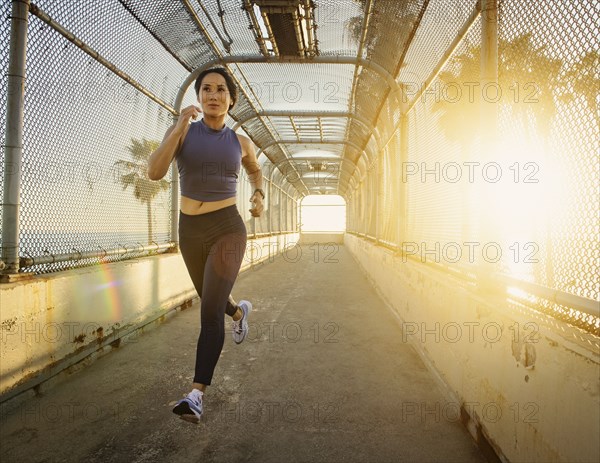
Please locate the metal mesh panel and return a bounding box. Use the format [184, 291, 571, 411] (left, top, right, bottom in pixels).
[122, 0, 220, 64]
[496, 0, 599, 332]
[236, 62, 354, 115]
[348, 0, 423, 161]
[500, 0, 600, 294]
[404, 20, 481, 254]
[0, 1, 301, 276]
[314, 0, 360, 56]
[346, 1, 598, 334]
[398, 0, 479, 91]
[6, 9, 182, 274]
[34, 0, 195, 104]
[379, 129, 401, 246]
[368, 0, 425, 69]
[189, 0, 263, 56]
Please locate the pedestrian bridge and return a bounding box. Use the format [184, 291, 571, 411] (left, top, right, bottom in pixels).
[1, 1, 598, 462]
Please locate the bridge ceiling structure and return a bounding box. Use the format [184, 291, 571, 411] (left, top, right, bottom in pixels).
[113, 0, 429, 198]
[3, 0, 598, 336]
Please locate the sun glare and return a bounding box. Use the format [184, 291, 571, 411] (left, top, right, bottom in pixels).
[471, 135, 569, 279]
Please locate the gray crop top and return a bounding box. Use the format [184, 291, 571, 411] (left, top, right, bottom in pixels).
[176, 119, 242, 202]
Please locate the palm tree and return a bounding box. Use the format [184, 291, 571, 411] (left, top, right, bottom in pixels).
[114, 138, 170, 245]
[498, 33, 567, 138]
[564, 50, 600, 127]
[432, 33, 569, 145]
[345, 0, 420, 51]
[431, 45, 482, 151]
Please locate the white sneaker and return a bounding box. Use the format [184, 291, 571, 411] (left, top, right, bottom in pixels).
[172, 389, 203, 423]
[232, 300, 252, 344]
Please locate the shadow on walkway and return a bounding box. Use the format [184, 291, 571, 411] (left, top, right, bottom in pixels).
[0, 244, 486, 463]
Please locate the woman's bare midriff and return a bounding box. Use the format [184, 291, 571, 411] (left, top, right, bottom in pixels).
[180, 195, 237, 215]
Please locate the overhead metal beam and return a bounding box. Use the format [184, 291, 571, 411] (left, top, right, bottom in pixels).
[301, 0, 317, 56]
[255, 139, 371, 158]
[175, 55, 407, 115]
[232, 110, 383, 151]
[288, 115, 301, 139]
[257, 139, 368, 193]
[342, 0, 374, 192]
[243, 0, 270, 57]
[257, 5, 280, 56]
[291, 8, 307, 57]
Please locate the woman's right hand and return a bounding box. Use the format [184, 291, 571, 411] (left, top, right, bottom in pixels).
[174, 105, 202, 134]
[148, 105, 201, 180]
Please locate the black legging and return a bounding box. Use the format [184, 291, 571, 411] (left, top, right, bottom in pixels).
[178, 205, 247, 385]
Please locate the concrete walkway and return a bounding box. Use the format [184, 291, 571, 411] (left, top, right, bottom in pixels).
[0, 244, 486, 463]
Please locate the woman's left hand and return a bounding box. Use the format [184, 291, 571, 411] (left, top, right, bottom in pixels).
[249, 193, 264, 217]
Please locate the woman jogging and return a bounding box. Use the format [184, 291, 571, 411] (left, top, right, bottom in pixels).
[148, 67, 264, 424]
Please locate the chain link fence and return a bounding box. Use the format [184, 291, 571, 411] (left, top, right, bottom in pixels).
[1, 1, 597, 333]
[0, 0, 300, 276]
[346, 0, 599, 335]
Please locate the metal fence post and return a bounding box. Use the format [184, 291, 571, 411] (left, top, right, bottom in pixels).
[283, 192, 287, 232]
[479, 0, 500, 292]
[268, 163, 275, 234]
[1, 0, 32, 282]
[375, 146, 382, 244]
[399, 114, 408, 248]
[298, 198, 302, 234]
[277, 187, 281, 234]
[481, 0, 498, 128]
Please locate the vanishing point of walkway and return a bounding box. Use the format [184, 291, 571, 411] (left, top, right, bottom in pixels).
[0, 244, 486, 463]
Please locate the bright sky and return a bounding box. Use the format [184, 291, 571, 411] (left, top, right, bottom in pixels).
[301, 195, 346, 232]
